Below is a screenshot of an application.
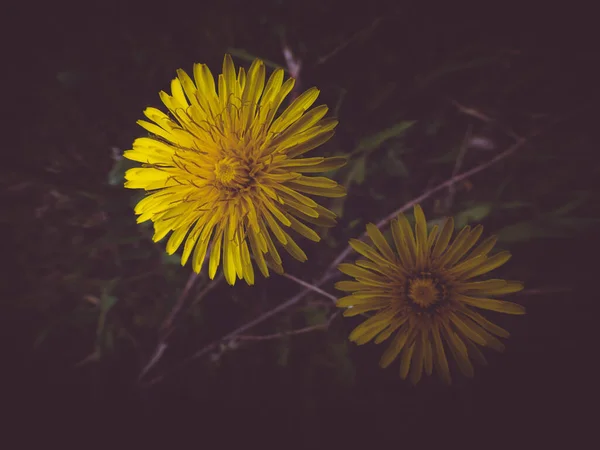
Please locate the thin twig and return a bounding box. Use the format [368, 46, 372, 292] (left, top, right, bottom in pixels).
[161, 272, 200, 332]
[317, 17, 384, 65]
[450, 98, 521, 142]
[138, 268, 222, 382]
[443, 124, 473, 212]
[189, 273, 224, 307]
[140, 286, 319, 388]
[518, 287, 572, 296]
[139, 132, 535, 389]
[325, 134, 530, 273]
[281, 40, 302, 102]
[237, 314, 337, 341]
[282, 273, 338, 303]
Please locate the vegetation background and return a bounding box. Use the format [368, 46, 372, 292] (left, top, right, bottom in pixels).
[4, 0, 598, 445]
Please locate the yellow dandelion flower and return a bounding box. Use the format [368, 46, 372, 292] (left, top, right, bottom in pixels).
[335, 205, 525, 384]
[124, 55, 346, 285]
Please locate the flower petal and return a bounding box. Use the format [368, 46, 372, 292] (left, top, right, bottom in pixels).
[366, 223, 396, 262]
[456, 294, 526, 315]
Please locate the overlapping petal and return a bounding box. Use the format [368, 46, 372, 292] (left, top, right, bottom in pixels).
[124, 55, 346, 285]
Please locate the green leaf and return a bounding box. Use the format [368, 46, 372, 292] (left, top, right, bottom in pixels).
[96, 289, 118, 344]
[348, 218, 362, 230]
[108, 157, 137, 186]
[498, 216, 600, 243]
[425, 117, 444, 136]
[454, 203, 492, 228]
[276, 337, 291, 367]
[426, 148, 460, 164]
[417, 55, 500, 88]
[384, 147, 409, 178]
[162, 252, 182, 265]
[553, 217, 600, 230]
[329, 197, 346, 219]
[100, 294, 118, 314]
[347, 157, 366, 186]
[497, 221, 539, 243]
[327, 339, 356, 387]
[352, 121, 415, 156]
[303, 306, 328, 327]
[550, 193, 588, 217]
[226, 48, 283, 71]
[274, 315, 292, 367]
[366, 82, 397, 112]
[500, 201, 531, 210]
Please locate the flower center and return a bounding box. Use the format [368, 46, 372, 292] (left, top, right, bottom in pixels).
[214, 156, 251, 190]
[408, 278, 440, 308]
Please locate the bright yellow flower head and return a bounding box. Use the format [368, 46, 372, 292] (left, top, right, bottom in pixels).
[335, 205, 525, 384]
[124, 55, 346, 285]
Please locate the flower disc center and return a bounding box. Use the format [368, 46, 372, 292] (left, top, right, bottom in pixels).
[214, 157, 251, 190]
[408, 278, 440, 308]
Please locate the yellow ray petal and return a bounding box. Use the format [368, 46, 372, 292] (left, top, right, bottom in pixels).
[437, 225, 471, 268]
[241, 240, 254, 285]
[459, 251, 512, 280]
[441, 322, 474, 378]
[279, 156, 347, 173]
[281, 230, 307, 262]
[349, 310, 395, 345]
[459, 309, 510, 339]
[191, 228, 213, 274]
[342, 303, 389, 317]
[374, 316, 408, 344]
[349, 239, 396, 269]
[432, 324, 451, 384]
[400, 341, 416, 380]
[366, 223, 396, 262]
[422, 330, 433, 375]
[270, 87, 320, 134]
[391, 217, 415, 269]
[336, 294, 392, 308]
[449, 312, 487, 346]
[208, 228, 224, 279]
[286, 215, 320, 242]
[338, 263, 388, 283]
[445, 224, 484, 267]
[466, 235, 497, 260]
[408, 334, 424, 384]
[222, 230, 238, 285]
[464, 338, 487, 366]
[431, 217, 454, 259]
[248, 227, 269, 278]
[334, 280, 368, 292]
[285, 180, 346, 198]
[269, 104, 329, 148]
[456, 294, 526, 315]
[413, 205, 428, 270]
[284, 129, 337, 159]
[380, 326, 413, 369]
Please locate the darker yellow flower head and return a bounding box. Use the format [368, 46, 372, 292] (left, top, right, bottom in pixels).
[335, 205, 525, 384]
[124, 55, 346, 285]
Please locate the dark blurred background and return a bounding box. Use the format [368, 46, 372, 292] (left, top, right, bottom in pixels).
[4, 0, 599, 445]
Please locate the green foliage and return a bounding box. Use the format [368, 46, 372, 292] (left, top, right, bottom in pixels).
[350, 121, 415, 157]
[454, 203, 492, 229]
[10, 3, 598, 406]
